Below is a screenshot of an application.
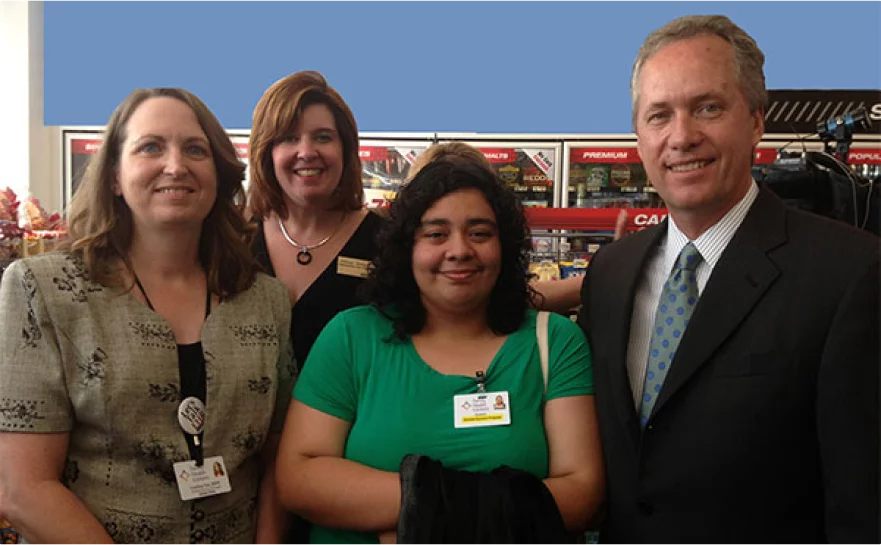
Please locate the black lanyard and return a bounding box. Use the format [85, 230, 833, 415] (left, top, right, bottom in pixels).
[134, 272, 211, 466]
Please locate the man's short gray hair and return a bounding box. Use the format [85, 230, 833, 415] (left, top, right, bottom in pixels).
[630, 15, 767, 128]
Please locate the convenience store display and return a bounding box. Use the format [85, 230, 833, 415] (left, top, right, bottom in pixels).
[440, 141, 561, 208]
[57, 128, 881, 265]
[359, 140, 432, 208]
[562, 144, 662, 209]
[524, 207, 669, 296]
[0, 517, 19, 544]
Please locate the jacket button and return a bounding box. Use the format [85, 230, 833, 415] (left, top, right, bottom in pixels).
[637, 500, 654, 516]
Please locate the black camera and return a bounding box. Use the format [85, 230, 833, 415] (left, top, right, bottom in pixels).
[816, 106, 872, 141]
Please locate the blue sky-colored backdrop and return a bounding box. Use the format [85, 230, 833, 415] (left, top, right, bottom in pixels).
[44, 1, 881, 133]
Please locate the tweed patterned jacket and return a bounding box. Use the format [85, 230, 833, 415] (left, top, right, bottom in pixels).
[0, 252, 295, 543]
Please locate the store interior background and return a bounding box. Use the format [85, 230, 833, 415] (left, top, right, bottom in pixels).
[3, 1, 880, 216]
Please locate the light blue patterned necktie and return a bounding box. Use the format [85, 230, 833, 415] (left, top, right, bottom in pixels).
[640, 242, 703, 428]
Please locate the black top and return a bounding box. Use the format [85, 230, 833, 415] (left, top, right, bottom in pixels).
[252, 211, 385, 369]
[178, 342, 207, 404]
[131, 274, 211, 465]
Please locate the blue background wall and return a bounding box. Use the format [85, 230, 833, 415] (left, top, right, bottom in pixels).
[44, 1, 881, 133]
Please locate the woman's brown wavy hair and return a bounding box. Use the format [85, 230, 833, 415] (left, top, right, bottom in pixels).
[59, 88, 256, 297]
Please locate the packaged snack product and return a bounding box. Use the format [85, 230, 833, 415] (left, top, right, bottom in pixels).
[569, 163, 589, 186]
[610, 164, 632, 187]
[559, 258, 590, 279]
[522, 166, 552, 187]
[528, 260, 561, 282]
[586, 165, 610, 189]
[497, 164, 522, 186]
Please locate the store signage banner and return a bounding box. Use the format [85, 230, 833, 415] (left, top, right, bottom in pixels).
[754, 148, 778, 164]
[571, 148, 641, 164]
[764, 89, 881, 136]
[479, 148, 518, 164]
[359, 147, 390, 162]
[71, 139, 103, 155]
[849, 148, 881, 164]
[521, 148, 555, 178]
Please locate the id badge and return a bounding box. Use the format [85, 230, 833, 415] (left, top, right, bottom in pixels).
[453, 391, 511, 428]
[173, 456, 232, 501]
[337, 256, 371, 278]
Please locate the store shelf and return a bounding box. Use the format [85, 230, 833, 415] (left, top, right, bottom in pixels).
[510, 184, 554, 192]
[524, 207, 668, 232]
[564, 186, 658, 194]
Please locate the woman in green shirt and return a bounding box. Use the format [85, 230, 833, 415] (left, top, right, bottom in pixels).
[276, 159, 605, 543]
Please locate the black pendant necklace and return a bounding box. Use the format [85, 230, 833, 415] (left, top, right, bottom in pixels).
[277, 213, 345, 266]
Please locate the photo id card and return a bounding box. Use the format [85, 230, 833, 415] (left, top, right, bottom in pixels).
[453, 391, 511, 428]
[173, 456, 232, 501]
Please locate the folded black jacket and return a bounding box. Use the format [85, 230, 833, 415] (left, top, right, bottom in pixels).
[396, 454, 572, 544]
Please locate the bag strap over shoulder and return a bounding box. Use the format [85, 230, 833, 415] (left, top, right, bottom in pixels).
[536, 311, 550, 397]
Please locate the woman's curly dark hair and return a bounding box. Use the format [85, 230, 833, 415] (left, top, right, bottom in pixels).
[361, 159, 536, 341]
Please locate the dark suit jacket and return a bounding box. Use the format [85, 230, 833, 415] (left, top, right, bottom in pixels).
[578, 186, 880, 543]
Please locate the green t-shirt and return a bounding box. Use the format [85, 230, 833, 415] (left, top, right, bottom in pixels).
[293, 306, 594, 544]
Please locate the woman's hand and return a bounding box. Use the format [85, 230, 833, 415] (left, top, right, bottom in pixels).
[613, 208, 629, 241]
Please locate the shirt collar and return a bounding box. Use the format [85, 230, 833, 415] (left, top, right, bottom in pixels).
[663, 180, 759, 273]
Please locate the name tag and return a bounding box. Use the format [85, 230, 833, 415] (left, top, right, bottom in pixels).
[453, 391, 511, 428]
[337, 256, 372, 279]
[174, 456, 232, 501]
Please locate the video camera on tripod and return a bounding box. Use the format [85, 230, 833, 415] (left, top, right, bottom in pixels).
[752, 106, 879, 234]
[816, 105, 873, 161]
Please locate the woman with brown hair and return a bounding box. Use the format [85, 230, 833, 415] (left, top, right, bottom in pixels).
[0, 88, 294, 543]
[248, 70, 385, 371]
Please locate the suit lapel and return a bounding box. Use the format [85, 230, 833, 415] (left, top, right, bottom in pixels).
[651, 188, 787, 416]
[605, 224, 667, 446]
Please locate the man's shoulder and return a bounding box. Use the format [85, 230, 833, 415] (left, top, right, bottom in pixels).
[784, 206, 879, 260]
[754, 186, 878, 257]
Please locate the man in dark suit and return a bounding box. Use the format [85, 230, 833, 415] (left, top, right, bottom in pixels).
[578, 14, 879, 543]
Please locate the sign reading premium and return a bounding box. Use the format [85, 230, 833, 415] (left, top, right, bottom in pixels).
[764, 90, 881, 136]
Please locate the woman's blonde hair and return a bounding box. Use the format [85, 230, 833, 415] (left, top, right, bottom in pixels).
[60, 88, 256, 297]
[407, 142, 493, 182]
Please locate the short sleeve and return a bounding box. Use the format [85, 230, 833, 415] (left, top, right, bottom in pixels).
[545, 313, 594, 401]
[0, 259, 73, 432]
[293, 311, 358, 422]
[266, 277, 296, 434]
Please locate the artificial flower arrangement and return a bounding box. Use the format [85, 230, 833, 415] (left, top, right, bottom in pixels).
[0, 187, 66, 261]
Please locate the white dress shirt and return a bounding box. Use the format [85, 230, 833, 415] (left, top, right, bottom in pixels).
[625, 181, 760, 408]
